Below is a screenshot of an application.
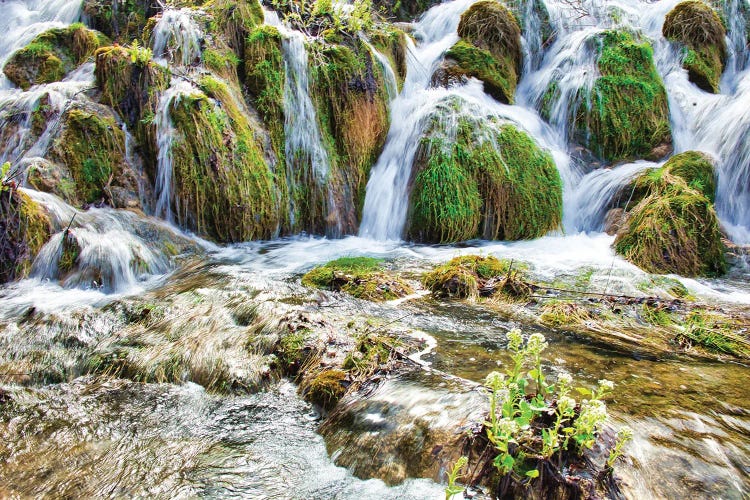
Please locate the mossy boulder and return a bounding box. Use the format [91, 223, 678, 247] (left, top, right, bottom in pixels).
[369, 25, 409, 88]
[0, 187, 51, 283]
[48, 104, 140, 208]
[83, 0, 160, 42]
[167, 78, 279, 242]
[423, 255, 530, 301]
[301, 257, 414, 301]
[304, 369, 348, 410]
[436, 1, 522, 103]
[3, 24, 108, 90]
[371, 0, 442, 21]
[95, 45, 170, 182]
[614, 152, 726, 277]
[407, 98, 562, 243]
[25, 158, 77, 204]
[663, 1, 726, 93]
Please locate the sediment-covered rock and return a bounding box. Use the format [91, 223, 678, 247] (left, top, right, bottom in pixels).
[3, 24, 108, 90]
[663, 0, 726, 93]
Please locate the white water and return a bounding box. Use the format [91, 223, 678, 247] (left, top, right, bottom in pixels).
[151, 9, 204, 67]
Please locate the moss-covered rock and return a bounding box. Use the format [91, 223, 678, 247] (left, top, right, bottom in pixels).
[3, 24, 108, 90]
[369, 25, 409, 88]
[614, 152, 726, 277]
[302, 257, 413, 301]
[0, 187, 51, 283]
[167, 78, 279, 242]
[83, 0, 160, 42]
[423, 255, 530, 301]
[95, 45, 170, 183]
[663, 1, 726, 93]
[304, 369, 348, 410]
[436, 1, 522, 103]
[588, 30, 672, 161]
[48, 104, 139, 207]
[25, 158, 77, 204]
[371, 0, 441, 21]
[407, 98, 562, 243]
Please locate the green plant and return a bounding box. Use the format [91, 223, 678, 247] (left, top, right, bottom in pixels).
[445, 456, 468, 500]
[606, 426, 633, 469]
[482, 330, 614, 483]
[127, 39, 153, 66]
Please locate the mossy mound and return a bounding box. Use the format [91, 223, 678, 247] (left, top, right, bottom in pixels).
[438, 1, 522, 103]
[3, 24, 108, 90]
[407, 99, 562, 243]
[614, 161, 726, 277]
[95, 45, 171, 182]
[167, 78, 279, 242]
[301, 257, 414, 301]
[0, 187, 51, 283]
[371, 0, 442, 21]
[304, 369, 348, 410]
[202, 0, 265, 81]
[656, 151, 716, 201]
[48, 104, 139, 207]
[588, 30, 672, 161]
[663, 1, 726, 93]
[423, 255, 521, 299]
[83, 0, 160, 42]
[369, 25, 409, 88]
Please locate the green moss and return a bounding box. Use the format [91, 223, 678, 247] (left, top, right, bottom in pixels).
[342, 332, 398, 376]
[369, 25, 408, 87]
[663, 151, 716, 201]
[445, 40, 517, 103]
[58, 231, 81, 275]
[83, 0, 157, 42]
[586, 30, 671, 161]
[305, 369, 347, 410]
[3, 24, 108, 90]
[681, 310, 749, 357]
[539, 301, 593, 327]
[50, 108, 126, 204]
[169, 79, 279, 242]
[0, 189, 51, 283]
[614, 168, 726, 276]
[371, 0, 441, 21]
[663, 0, 726, 93]
[301, 256, 413, 301]
[407, 101, 562, 243]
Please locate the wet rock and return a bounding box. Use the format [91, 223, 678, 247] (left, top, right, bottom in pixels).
[25, 158, 77, 204]
[603, 208, 627, 236]
[0, 187, 51, 283]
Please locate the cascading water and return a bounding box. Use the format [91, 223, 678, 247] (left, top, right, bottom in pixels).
[151, 8, 204, 67]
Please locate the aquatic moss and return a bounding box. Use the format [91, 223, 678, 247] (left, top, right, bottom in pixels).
[371, 0, 441, 21]
[342, 332, 398, 376]
[663, 151, 716, 201]
[3, 24, 108, 90]
[614, 175, 726, 277]
[168, 80, 279, 242]
[369, 25, 409, 87]
[83, 0, 158, 42]
[444, 40, 517, 103]
[423, 255, 514, 299]
[663, 0, 726, 93]
[408, 106, 562, 243]
[585, 30, 672, 161]
[301, 256, 413, 301]
[0, 189, 51, 283]
[305, 369, 347, 410]
[680, 310, 749, 357]
[58, 230, 81, 275]
[49, 107, 127, 205]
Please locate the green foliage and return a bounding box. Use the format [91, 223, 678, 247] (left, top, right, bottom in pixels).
[607, 427, 634, 469]
[586, 30, 671, 161]
[408, 101, 562, 243]
[268, 0, 373, 35]
[301, 257, 413, 301]
[663, 0, 726, 93]
[445, 456, 468, 500]
[662, 150, 716, 202]
[126, 39, 153, 66]
[445, 40, 517, 103]
[481, 330, 616, 484]
[342, 331, 398, 376]
[0, 189, 51, 283]
[680, 310, 750, 357]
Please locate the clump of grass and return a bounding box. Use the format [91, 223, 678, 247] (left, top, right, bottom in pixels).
[640, 303, 674, 327]
[305, 369, 348, 410]
[679, 310, 749, 357]
[424, 255, 529, 300]
[302, 257, 414, 301]
[342, 331, 399, 377]
[539, 301, 593, 327]
[663, 0, 726, 93]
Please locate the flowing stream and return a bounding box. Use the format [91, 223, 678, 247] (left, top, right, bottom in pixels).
[1, 0, 750, 498]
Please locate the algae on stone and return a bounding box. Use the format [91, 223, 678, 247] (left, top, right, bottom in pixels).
[302, 256, 414, 301]
[663, 0, 727, 93]
[0, 187, 51, 283]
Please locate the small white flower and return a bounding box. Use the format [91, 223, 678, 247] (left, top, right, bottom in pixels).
[598, 379, 614, 391]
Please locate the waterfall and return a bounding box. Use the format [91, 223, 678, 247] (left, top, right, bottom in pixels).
[263, 10, 335, 231]
[364, 39, 399, 101]
[153, 80, 196, 223]
[151, 9, 204, 67]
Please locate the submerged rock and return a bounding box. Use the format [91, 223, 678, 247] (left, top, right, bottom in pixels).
[614, 151, 726, 277]
[663, 1, 727, 93]
[407, 97, 562, 243]
[3, 24, 108, 90]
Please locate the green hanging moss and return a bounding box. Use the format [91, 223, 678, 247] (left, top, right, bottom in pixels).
[3, 24, 109, 90]
[438, 1, 522, 103]
[369, 25, 409, 88]
[0, 188, 51, 283]
[83, 0, 159, 42]
[407, 101, 562, 244]
[371, 0, 442, 21]
[663, 1, 726, 93]
[49, 106, 128, 205]
[168, 79, 278, 242]
[585, 30, 672, 161]
[614, 152, 725, 277]
[94, 45, 170, 181]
